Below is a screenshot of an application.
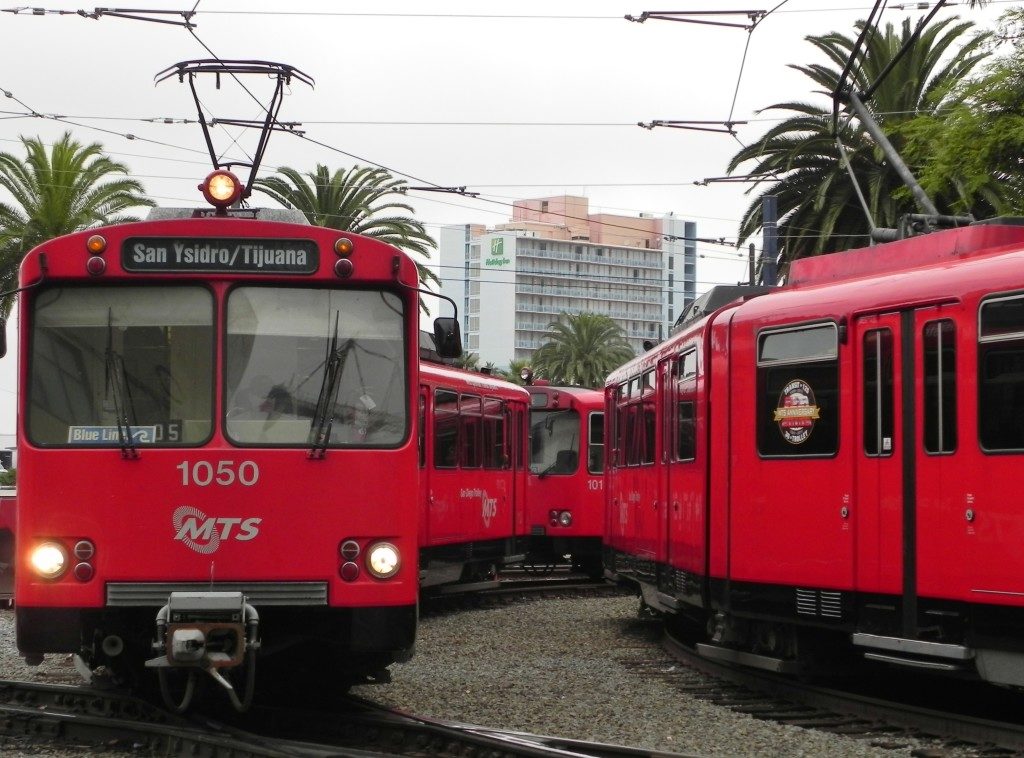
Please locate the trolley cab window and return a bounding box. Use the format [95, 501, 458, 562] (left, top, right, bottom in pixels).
[225, 287, 406, 447]
[28, 286, 214, 446]
[531, 408, 581, 475]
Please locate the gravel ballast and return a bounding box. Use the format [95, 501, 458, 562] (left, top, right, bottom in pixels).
[1, 596, 987, 757]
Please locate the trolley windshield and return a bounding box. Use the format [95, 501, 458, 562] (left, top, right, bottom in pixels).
[225, 287, 407, 447]
[530, 409, 581, 475]
[27, 286, 214, 446]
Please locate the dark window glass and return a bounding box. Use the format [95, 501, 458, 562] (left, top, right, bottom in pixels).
[863, 329, 894, 456]
[483, 397, 506, 469]
[642, 402, 656, 464]
[980, 296, 1024, 340]
[757, 324, 839, 457]
[461, 394, 482, 468]
[434, 389, 458, 468]
[979, 296, 1024, 452]
[923, 320, 957, 454]
[677, 401, 696, 461]
[588, 412, 604, 473]
[979, 344, 1024, 450]
[418, 393, 426, 468]
[759, 324, 837, 364]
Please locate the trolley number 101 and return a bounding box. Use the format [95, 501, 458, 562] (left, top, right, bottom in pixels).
[177, 460, 259, 487]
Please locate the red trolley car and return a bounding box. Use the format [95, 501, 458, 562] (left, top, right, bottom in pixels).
[9, 171, 460, 710]
[418, 361, 529, 590]
[525, 384, 605, 577]
[605, 220, 1024, 687]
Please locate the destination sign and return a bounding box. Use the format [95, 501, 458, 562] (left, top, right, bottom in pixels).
[122, 237, 319, 274]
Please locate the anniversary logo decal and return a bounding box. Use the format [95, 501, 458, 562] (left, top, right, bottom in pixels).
[122, 237, 319, 274]
[773, 379, 821, 445]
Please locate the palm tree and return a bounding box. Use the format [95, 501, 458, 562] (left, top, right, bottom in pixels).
[253, 165, 439, 310]
[0, 132, 153, 312]
[453, 351, 479, 371]
[728, 17, 990, 269]
[531, 312, 633, 389]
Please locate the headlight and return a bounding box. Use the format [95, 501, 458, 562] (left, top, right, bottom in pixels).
[366, 542, 400, 579]
[558, 510, 573, 527]
[30, 541, 68, 579]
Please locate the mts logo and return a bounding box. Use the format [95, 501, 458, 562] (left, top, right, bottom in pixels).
[173, 505, 261, 555]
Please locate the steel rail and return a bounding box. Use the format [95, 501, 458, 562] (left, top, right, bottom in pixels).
[662, 631, 1024, 752]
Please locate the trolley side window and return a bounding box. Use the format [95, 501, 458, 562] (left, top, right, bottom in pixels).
[482, 396, 506, 470]
[978, 296, 1024, 452]
[863, 329, 894, 457]
[675, 348, 698, 462]
[28, 286, 214, 446]
[757, 323, 839, 457]
[587, 412, 605, 474]
[677, 402, 696, 461]
[434, 389, 458, 468]
[923, 319, 957, 455]
[460, 394, 482, 468]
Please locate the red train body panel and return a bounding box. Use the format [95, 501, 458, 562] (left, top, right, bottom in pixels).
[418, 362, 529, 587]
[606, 221, 1024, 687]
[12, 210, 428, 705]
[525, 385, 605, 576]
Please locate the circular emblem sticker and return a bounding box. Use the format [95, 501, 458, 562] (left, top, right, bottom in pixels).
[773, 379, 820, 445]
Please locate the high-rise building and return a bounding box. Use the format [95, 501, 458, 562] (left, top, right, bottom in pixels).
[438, 195, 697, 365]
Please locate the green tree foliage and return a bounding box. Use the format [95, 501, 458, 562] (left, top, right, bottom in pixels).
[253, 165, 439, 310]
[0, 467, 14, 487]
[503, 358, 532, 386]
[453, 351, 479, 371]
[902, 9, 1024, 214]
[0, 132, 153, 313]
[728, 17, 990, 269]
[531, 312, 633, 389]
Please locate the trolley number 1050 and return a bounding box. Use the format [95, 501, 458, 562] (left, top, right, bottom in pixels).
[177, 460, 259, 487]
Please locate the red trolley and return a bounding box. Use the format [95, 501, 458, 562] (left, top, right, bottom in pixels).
[605, 221, 1024, 688]
[10, 171, 460, 710]
[525, 384, 605, 577]
[418, 361, 529, 590]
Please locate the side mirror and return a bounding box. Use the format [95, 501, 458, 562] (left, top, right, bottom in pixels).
[0, 317, 7, 359]
[433, 317, 463, 359]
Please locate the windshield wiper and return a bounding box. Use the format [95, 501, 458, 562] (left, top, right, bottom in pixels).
[308, 312, 351, 459]
[104, 308, 139, 459]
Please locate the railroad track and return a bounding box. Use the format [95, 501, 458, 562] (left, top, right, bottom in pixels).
[648, 627, 1024, 754]
[0, 677, 694, 757]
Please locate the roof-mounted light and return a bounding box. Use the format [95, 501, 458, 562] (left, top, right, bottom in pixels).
[334, 237, 354, 257]
[199, 170, 243, 210]
[86, 235, 107, 255]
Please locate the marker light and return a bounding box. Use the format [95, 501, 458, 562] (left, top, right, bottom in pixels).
[30, 541, 68, 579]
[334, 258, 354, 279]
[366, 542, 400, 579]
[340, 539, 360, 561]
[86, 256, 106, 276]
[334, 237, 354, 257]
[199, 170, 243, 208]
[86, 235, 107, 254]
[74, 540, 95, 560]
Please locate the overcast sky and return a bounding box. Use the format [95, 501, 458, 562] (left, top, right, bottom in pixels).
[0, 0, 1015, 436]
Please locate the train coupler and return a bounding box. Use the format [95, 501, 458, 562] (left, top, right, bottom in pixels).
[145, 591, 260, 712]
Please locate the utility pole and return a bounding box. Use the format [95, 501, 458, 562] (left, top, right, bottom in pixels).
[760, 195, 778, 286]
[748, 243, 756, 286]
